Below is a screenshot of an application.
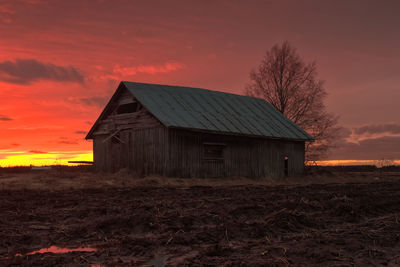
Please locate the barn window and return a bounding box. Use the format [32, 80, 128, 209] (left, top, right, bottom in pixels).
[117, 102, 138, 114]
[203, 143, 225, 160]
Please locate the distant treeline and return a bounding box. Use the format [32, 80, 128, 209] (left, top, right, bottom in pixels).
[0, 165, 94, 173]
[1, 164, 399, 174]
[308, 165, 400, 172]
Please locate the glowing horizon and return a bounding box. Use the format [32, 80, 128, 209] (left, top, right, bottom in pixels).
[1, 153, 399, 168]
[0, 151, 92, 167]
[314, 159, 400, 167]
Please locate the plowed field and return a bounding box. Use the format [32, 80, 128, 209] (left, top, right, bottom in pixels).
[1, 181, 400, 266]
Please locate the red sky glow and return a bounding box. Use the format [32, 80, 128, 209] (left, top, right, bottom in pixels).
[1, 0, 400, 166]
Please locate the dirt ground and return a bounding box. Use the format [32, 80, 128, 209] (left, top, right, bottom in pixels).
[1, 171, 400, 266]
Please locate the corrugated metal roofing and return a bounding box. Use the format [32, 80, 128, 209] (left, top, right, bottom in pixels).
[122, 81, 313, 141]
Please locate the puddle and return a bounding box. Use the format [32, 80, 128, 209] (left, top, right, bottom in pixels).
[1, 245, 97, 259]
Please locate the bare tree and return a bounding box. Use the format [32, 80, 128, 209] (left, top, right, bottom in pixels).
[246, 41, 338, 162]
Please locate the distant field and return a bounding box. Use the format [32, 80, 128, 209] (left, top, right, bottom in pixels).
[0, 165, 400, 190]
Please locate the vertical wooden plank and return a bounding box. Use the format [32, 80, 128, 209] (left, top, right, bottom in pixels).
[93, 125, 305, 178]
[128, 131, 132, 171]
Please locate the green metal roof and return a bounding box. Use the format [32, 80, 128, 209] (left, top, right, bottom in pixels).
[121, 81, 313, 141]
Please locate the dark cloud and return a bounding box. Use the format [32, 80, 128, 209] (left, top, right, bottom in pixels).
[0, 59, 84, 84]
[353, 123, 400, 135]
[80, 96, 108, 108]
[29, 150, 47, 154]
[330, 136, 400, 160]
[328, 124, 400, 160]
[58, 137, 79, 144]
[59, 140, 79, 144]
[0, 143, 21, 149]
[0, 115, 12, 121]
[336, 127, 352, 139]
[74, 130, 86, 135]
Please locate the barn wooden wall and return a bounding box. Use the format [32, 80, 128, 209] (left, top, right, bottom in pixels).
[93, 127, 168, 174]
[93, 127, 305, 178]
[167, 129, 305, 178]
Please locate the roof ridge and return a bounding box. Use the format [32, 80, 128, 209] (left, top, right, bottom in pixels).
[122, 81, 266, 101]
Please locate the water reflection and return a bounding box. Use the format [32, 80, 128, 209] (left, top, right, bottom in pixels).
[2, 245, 97, 259]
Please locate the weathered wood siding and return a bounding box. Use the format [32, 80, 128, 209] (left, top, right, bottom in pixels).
[94, 127, 305, 178]
[92, 87, 165, 173]
[92, 89, 162, 137]
[93, 127, 168, 174]
[93, 110, 161, 136]
[166, 129, 304, 178]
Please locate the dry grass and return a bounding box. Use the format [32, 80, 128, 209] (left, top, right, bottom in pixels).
[0, 168, 399, 190]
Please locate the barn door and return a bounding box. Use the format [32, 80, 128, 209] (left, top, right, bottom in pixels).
[106, 130, 129, 172]
[203, 143, 226, 177]
[110, 133, 122, 172]
[119, 130, 130, 170]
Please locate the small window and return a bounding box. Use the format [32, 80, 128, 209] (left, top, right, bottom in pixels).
[117, 103, 138, 114]
[203, 143, 225, 160]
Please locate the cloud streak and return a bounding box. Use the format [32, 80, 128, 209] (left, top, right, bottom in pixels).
[353, 123, 400, 135]
[29, 150, 47, 154]
[348, 123, 400, 143]
[113, 62, 184, 76]
[79, 96, 108, 108]
[0, 3, 14, 23]
[0, 59, 84, 84]
[332, 136, 400, 160]
[329, 123, 400, 160]
[0, 4, 15, 15]
[0, 115, 12, 121]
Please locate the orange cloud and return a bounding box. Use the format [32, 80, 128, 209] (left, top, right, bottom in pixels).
[28, 150, 47, 154]
[113, 62, 184, 76]
[0, 4, 15, 15]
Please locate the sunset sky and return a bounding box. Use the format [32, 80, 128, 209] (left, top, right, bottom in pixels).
[1, 0, 399, 166]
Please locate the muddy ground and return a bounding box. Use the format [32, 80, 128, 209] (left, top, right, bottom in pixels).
[1, 175, 400, 266]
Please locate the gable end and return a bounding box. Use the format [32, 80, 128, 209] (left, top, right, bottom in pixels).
[86, 83, 164, 139]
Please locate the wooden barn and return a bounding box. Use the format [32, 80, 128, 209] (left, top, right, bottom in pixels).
[86, 81, 313, 178]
